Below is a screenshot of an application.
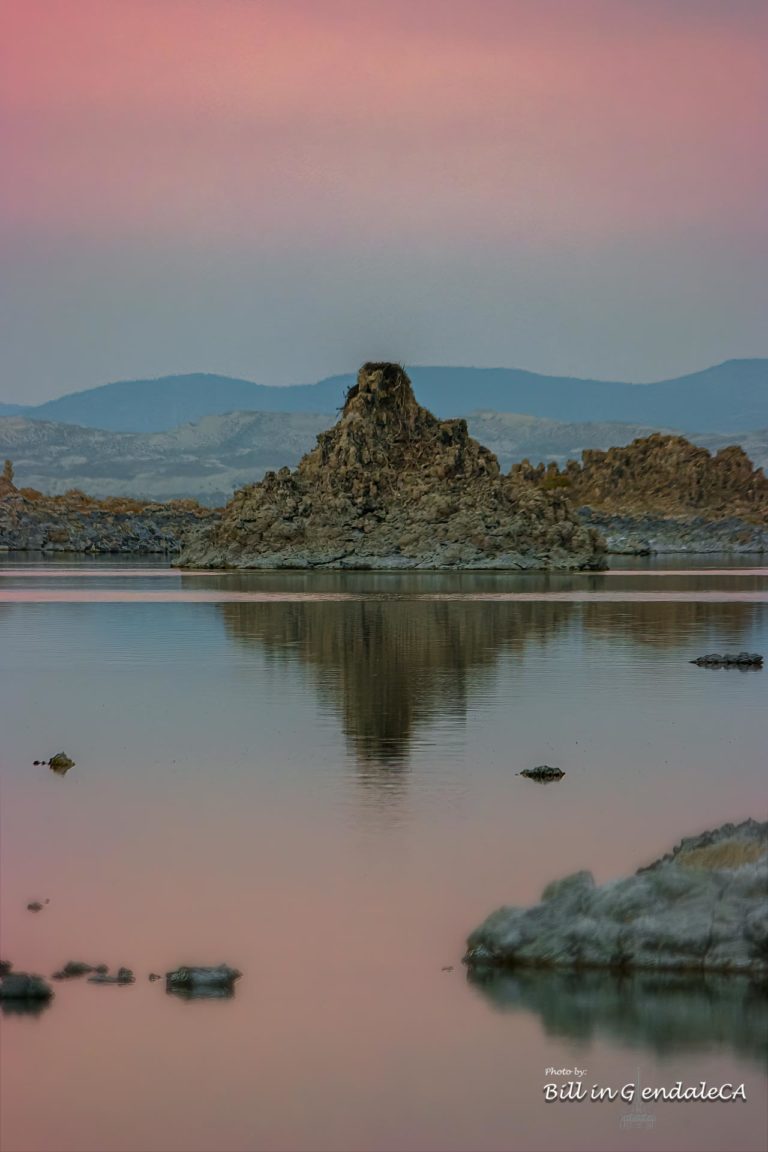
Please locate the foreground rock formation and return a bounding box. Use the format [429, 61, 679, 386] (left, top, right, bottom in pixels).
[464, 819, 768, 975]
[511, 434, 768, 553]
[0, 474, 213, 553]
[179, 364, 605, 570]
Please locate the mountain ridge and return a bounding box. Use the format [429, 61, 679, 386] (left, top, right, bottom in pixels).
[3, 358, 766, 434]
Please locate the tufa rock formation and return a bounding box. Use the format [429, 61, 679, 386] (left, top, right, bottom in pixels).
[512, 434, 768, 553]
[464, 819, 768, 976]
[512, 434, 768, 520]
[178, 363, 605, 570]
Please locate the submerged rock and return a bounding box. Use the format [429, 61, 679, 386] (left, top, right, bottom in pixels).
[0, 972, 53, 1000]
[87, 967, 135, 985]
[178, 363, 605, 571]
[26, 901, 44, 912]
[519, 765, 565, 784]
[691, 652, 763, 668]
[464, 819, 768, 976]
[165, 965, 241, 998]
[48, 752, 75, 774]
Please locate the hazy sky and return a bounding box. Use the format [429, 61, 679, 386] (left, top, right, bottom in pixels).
[2, 0, 767, 403]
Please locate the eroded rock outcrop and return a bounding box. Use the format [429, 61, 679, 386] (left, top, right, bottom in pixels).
[464, 819, 768, 975]
[511, 434, 768, 553]
[179, 364, 605, 570]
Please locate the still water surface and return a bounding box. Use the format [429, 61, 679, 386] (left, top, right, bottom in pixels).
[1, 558, 766, 1152]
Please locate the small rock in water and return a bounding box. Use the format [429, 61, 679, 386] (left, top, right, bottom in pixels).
[165, 965, 242, 998]
[519, 765, 565, 784]
[691, 652, 763, 669]
[52, 961, 104, 980]
[0, 972, 53, 1001]
[148, 973, 162, 981]
[441, 965, 454, 972]
[26, 901, 44, 912]
[87, 967, 135, 985]
[48, 752, 75, 774]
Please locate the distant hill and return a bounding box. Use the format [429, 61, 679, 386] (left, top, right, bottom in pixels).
[1, 408, 763, 506]
[3, 358, 767, 434]
[29, 374, 343, 432]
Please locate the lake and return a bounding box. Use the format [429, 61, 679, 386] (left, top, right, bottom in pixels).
[0, 556, 766, 1152]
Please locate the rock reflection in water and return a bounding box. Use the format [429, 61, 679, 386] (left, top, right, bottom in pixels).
[468, 968, 768, 1065]
[580, 598, 759, 648]
[166, 987, 236, 1001]
[190, 572, 763, 777]
[215, 592, 574, 775]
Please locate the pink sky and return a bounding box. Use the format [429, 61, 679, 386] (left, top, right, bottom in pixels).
[1, 0, 767, 397]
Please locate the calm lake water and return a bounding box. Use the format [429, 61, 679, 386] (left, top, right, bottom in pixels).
[1, 556, 766, 1152]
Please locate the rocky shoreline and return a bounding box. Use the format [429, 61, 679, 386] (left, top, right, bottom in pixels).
[0, 472, 214, 554]
[582, 512, 768, 555]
